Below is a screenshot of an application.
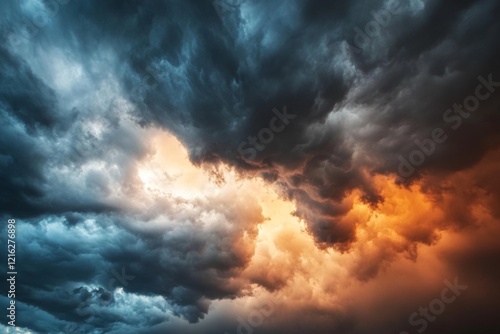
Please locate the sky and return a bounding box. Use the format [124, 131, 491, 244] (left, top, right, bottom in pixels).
[1, 0, 500, 333]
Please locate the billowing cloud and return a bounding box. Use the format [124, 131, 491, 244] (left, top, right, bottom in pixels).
[1, 0, 500, 333]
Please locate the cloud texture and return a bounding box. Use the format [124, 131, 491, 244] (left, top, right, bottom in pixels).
[1, 0, 500, 333]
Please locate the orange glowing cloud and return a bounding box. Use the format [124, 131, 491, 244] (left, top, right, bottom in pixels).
[123, 128, 500, 333]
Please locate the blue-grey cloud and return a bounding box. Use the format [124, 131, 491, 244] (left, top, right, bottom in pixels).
[2, 0, 500, 333]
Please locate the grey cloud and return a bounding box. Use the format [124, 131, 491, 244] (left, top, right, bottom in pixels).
[2, 0, 500, 333]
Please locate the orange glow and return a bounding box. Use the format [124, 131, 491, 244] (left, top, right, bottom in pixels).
[134, 130, 499, 325]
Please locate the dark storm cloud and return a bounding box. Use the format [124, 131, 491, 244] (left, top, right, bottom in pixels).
[0, 0, 498, 239]
[0, 45, 113, 218]
[46, 0, 500, 247]
[4, 0, 499, 244]
[2, 0, 500, 333]
[3, 189, 263, 332]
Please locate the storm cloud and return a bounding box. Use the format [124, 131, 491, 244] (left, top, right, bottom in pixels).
[1, 0, 500, 333]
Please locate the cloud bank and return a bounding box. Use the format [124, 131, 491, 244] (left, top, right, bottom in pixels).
[1, 0, 500, 333]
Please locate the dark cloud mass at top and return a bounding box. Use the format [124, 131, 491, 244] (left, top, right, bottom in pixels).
[1, 0, 500, 333]
[40, 0, 500, 248]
